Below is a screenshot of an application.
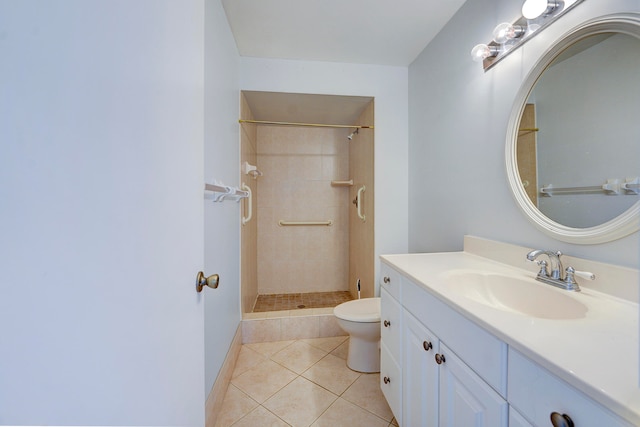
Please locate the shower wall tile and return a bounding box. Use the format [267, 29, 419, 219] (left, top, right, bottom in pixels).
[319, 315, 344, 338]
[240, 94, 259, 314]
[242, 314, 345, 344]
[349, 102, 375, 298]
[281, 316, 320, 341]
[257, 125, 350, 295]
[242, 319, 282, 344]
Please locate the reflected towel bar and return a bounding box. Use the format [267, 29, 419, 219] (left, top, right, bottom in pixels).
[539, 177, 640, 196]
[204, 183, 249, 202]
[278, 220, 333, 226]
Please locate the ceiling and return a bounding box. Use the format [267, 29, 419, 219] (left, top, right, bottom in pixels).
[242, 91, 374, 125]
[221, 0, 468, 67]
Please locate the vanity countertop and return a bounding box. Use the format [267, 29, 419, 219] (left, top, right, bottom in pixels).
[381, 250, 640, 425]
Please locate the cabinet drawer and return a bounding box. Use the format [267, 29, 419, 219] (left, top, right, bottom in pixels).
[403, 277, 507, 397]
[508, 349, 633, 427]
[381, 342, 402, 426]
[381, 288, 402, 361]
[380, 262, 402, 301]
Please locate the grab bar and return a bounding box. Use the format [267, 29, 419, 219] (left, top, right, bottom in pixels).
[241, 183, 252, 225]
[278, 220, 333, 226]
[356, 185, 366, 222]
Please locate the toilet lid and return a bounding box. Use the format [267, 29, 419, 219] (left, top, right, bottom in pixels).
[333, 297, 381, 322]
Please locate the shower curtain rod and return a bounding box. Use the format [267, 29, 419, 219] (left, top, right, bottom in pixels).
[238, 119, 374, 129]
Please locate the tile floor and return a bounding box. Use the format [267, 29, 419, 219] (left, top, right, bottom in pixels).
[216, 336, 398, 427]
[253, 291, 354, 312]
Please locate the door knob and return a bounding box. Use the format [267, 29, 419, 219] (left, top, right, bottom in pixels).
[196, 271, 219, 292]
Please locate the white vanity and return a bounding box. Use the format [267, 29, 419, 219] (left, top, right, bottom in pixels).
[379, 236, 640, 427]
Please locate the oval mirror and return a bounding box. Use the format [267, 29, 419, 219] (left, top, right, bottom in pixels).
[506, 14, 640, 244]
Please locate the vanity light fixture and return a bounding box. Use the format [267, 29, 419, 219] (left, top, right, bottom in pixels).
[471, 0, 584, 71]
[522, 0, 560, 20]
[492, 22, 526, 44]
[471, 43, 500, 62]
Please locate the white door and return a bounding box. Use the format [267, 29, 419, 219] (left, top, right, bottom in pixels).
[0, 2, 205, 425]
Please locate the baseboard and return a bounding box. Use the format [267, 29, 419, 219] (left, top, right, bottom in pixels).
[205, 323, 242, 427]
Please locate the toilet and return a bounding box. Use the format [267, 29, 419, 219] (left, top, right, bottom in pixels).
[333, 297, 381, 373]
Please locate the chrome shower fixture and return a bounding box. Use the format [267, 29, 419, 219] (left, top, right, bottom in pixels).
[347, 128, 359, 140]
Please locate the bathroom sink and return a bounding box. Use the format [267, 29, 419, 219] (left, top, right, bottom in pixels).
[442, 270, 588, 320]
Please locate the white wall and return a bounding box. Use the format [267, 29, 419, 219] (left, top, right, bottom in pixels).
[204, 0, 242, 396]
[408, 0, 639, 268]
[0, 1, 206, 425]
[240, 59, 409, 291]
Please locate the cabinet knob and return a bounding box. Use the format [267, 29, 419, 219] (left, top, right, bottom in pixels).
[383, 276, 391, 283]
[383, 376, 391, 384]
[550, 412, 574, 427]
[435, 353, 446, 365]
[384, 320, 391, 327]
[423, 341, 432, 351]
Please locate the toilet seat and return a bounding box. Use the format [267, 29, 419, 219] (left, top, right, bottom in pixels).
[333, 297, 380, 323]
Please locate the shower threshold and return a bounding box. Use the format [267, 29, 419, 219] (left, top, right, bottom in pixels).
[252, 291, 353, 313]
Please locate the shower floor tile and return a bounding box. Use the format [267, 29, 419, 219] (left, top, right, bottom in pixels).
[253, 291, 353, 312]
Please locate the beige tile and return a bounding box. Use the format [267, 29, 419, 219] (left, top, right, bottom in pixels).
[263, 376, 337, 427]
[232, 346, 268, 379]
[246, 340, 295, 358]
[213, 385, 258, 427]
[271, 340, 327, 374]
[230, 406, 289, 427]
[342, 374, 394, 422]
[302, 336, 348, 353]
[319, 315, 345, 338]
[289, 308, 315, 317]
[281, 316, 319, 340]
[331, 340, 349, 360]
[266, 310, 291, 318]
[389, 416, 399, 426]
[302, 353, 361, 395]
[231, 359, 297, 403]
[242, 319, 281, 344]
[310, 397, 389, 427]
[242, 312, 266, 320]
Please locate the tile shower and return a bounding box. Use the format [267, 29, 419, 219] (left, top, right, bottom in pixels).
[240, 92, 374, 316]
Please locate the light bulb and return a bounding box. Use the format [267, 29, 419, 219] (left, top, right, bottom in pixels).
[492, 22, 526, 44]
[522, 0, 560, 20]
[470, 44, 499, 62]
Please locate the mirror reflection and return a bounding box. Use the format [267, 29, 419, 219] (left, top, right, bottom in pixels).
[516, 32, 640, 228]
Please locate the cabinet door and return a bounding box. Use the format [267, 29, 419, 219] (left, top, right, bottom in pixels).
[438, 344, 508, 427]
[509, 406, 533, 427]
[402, 310, 439, 427]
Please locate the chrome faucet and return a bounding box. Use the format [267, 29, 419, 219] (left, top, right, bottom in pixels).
[526, 250, 564, 280]
[526, 250, 594, 291]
